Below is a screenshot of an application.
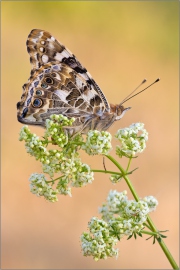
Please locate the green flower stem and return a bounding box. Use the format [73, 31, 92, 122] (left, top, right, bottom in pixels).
[141, 230, 159, 236]
[105, 154, 139, 201]
[126, 157, 132, 172]
[43, 140, 54, 145]
[46, 175, 64, 183]
[144, 222, 153, 231]
[105, 154, 178, 270]
[146, 215, 178, 270]
[92, 169, 122, 176]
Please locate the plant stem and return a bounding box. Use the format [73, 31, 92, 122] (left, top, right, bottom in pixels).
[144, 222, 153, 231]
[92, 169, 122, 175]
[126, 157, 132, 172]
[46, 175, 64, 183]
[141, 230, 158, 236]
[105, 154, 178, 269]
[106, 155, 139, 201]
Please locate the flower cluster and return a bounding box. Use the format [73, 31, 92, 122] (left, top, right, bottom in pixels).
[81, 217, 118, 261]
[29, 173, 59, 202]
[99, 190, 128, 221]
[56, 157, 94, 193]
[45, 114, 75, 147]
[99, 190, 156, 236]
[19, 115, 94, 201]
[19, 120, 151, 207]
[81, 190, 158, 260]
[115, 123, 148, 158]
[82, 130, 112, 155]
[19, 120, 163, 263]
[144, 196, 159, 212]
[19, 125, 48, 161]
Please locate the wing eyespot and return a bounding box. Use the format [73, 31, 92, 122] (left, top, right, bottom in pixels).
[32, 98, 43, 108]
[45, 77, 54, 84]
[41, 83, 48, 88]
[36, 90, 43, 96]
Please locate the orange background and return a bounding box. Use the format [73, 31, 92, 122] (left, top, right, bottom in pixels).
[2, 1, 179, 269]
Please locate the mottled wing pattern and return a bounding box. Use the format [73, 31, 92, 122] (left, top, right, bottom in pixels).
[17, 29, 129, 135]
[26, 29, 110, 111]
[17, 30, 112, 134]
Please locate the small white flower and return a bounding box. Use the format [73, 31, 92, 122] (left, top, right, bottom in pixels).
[115, 122, 148, 158]
[143, 196, 158, 211]
[82, 130, 112, 155]
[98, 190, 158, 238]
[29, 173, 59, 202]
[19, 125, 30, 141]
[99, 190, 128, 222]
[81, 217, 119, 261]
[125, 200, 149, 217]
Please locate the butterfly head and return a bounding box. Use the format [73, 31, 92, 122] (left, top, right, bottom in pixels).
[110, 104, 131, 121]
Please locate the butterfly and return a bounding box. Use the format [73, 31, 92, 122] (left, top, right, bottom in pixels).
[17, 29, 131, 136]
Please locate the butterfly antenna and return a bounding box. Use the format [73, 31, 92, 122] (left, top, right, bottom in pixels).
[120, 78, 160, 105]
[119, 79, 147, 106]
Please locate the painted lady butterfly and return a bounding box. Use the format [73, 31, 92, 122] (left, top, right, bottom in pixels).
[17, 29, 131, 136]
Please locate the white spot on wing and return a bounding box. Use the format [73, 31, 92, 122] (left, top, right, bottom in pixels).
[48, 42, 54, 49]
[79, 73, 89, 80]
[39, 31, 44, 38]
[32, 38, 38, 43]
[40, 47, 44, 52]
[42, 55, 49, 63]
[66, 47, 73, 55]
[61, 50, 71, 58]
[34, 52, 38, 61]
[26, 114, 37, 121]
[54, 90, 68, 102]
[75, 77, 84, 88]
[55, 73, 61, 80]
[82, 90, 95, 101]
[54, 52, 64, 61]
[86, 71, 93, 79]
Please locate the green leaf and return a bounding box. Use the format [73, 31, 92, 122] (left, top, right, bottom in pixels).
[127, 234, 133, 240]
[157, 237, 162, 243]
[137, 232, 143, 237]
[160, 234, 167, 238]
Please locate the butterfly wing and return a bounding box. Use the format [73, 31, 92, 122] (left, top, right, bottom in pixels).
[26, 29, 110, 112]
[17, 60, 112, 135]
[17, 29, 129, 135]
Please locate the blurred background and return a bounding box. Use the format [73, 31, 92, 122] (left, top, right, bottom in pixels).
[2, 1, 179, 269]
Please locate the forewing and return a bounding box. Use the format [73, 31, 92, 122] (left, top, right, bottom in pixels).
[26, 29, 110, 111]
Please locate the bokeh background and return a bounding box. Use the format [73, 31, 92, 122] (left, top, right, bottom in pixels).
[2, 1, 179, 269]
